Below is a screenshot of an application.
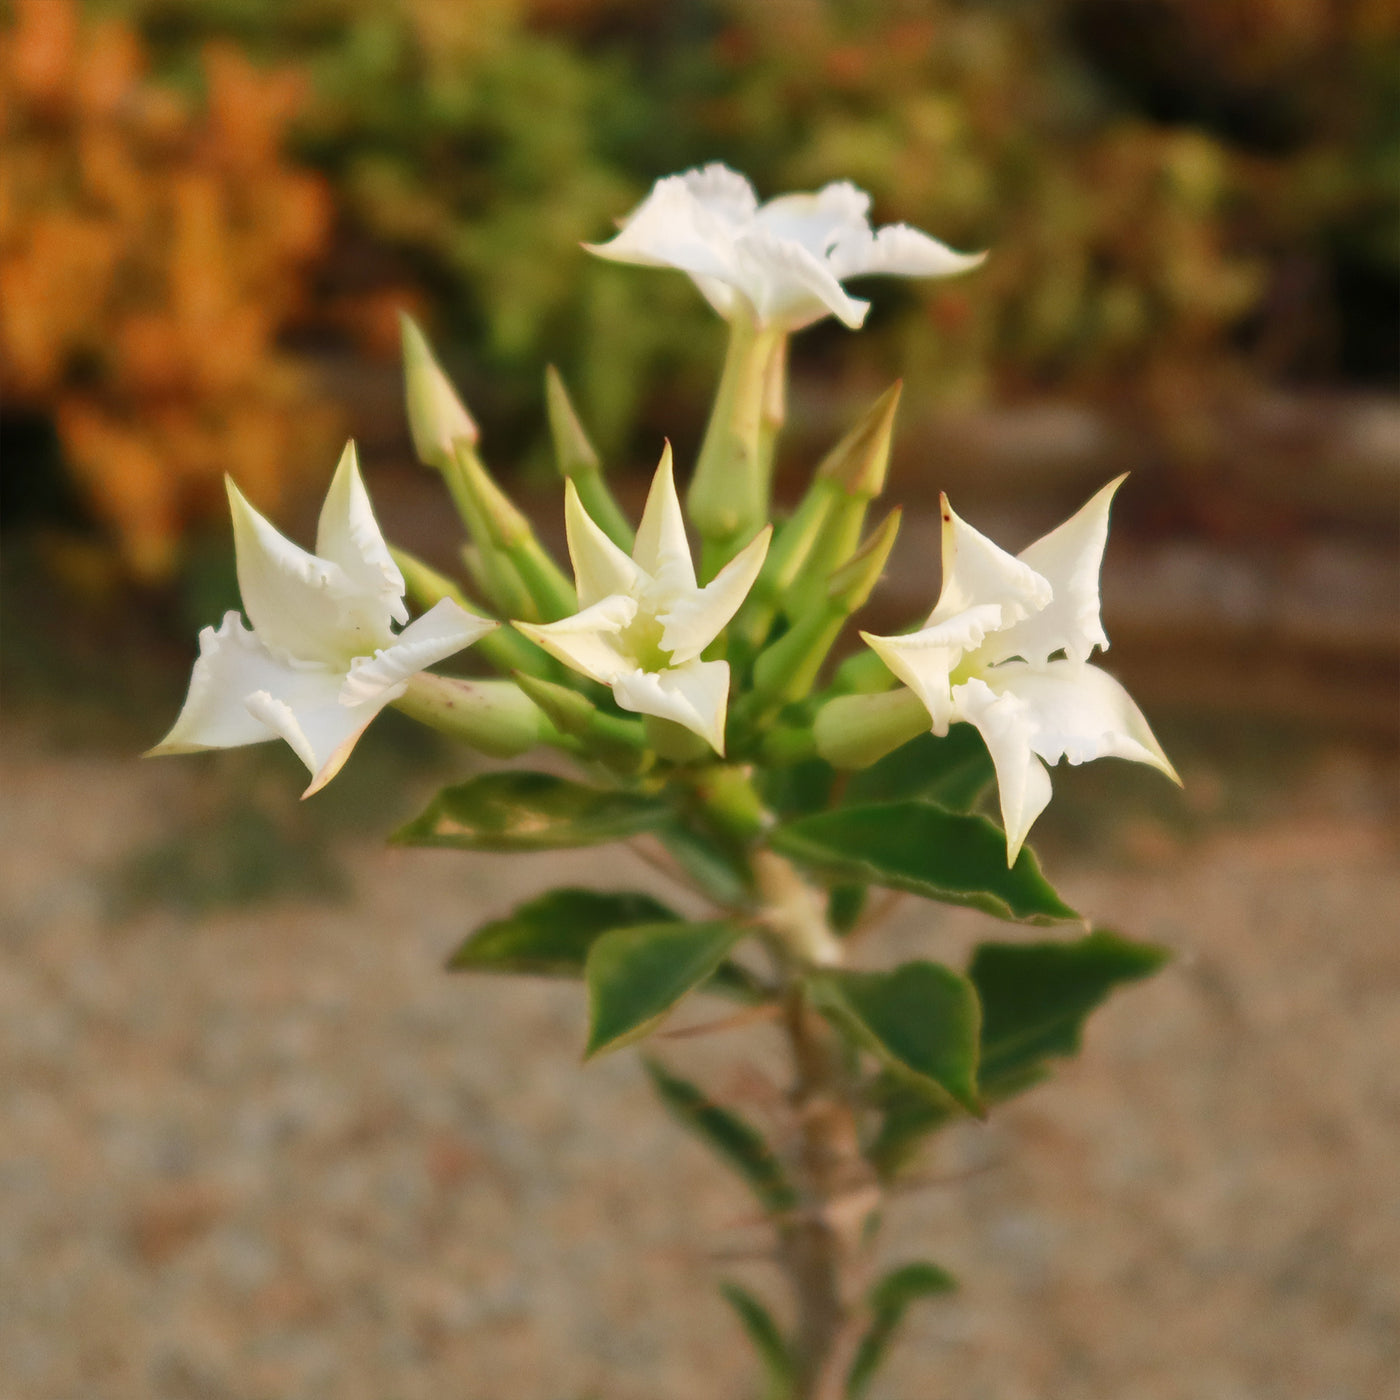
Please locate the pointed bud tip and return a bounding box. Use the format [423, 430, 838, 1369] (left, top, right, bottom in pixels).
[545, 364, 601, 477]
[816, 381, 904, 498]
[400, 314, 479, 463]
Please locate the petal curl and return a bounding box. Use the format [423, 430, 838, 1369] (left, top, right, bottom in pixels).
[315, 441, 408, 627]
[930, 494, 1051, 633]
[340, 599, 497, 709]
[951, 677, 1053, 865]
[612, 658, 731, 755]
[984, 475, 1124, 668]
[584, 175, 739, 284]
[680, 163, 759, 225]
[227, 478, 388, 665]
[660, 524, 771, 664]
[987, 659, 1179, 781]
[829, 223, 985, 281]
[732, 227, 869, 330]
[149, 611, 335, 756]
[514, 596, 638, 685]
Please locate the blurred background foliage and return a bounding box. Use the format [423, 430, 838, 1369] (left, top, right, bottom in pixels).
[1, 0, 1396, 582]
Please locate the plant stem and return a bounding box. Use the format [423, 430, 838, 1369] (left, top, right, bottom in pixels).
[778, 981, 878, 1399]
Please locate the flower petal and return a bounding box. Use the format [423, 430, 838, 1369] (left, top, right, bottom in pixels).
[632, 444, 696, 596]
[930, 494, 1051, 633]
[340, 599, 498, 709]
[148, 612, 334, 755]
[679, 162, 759, 225]
[612, 658, 730, 755]
[514, 595, 638, 685]
[951, 676, 1053, 865]
[315, 440, 409, 627]
[732, 226, 869, 330]
[227, 477, 388, 665]
[565, 480, 641, 609]
[243, 686, 377, 798]
[828, 222, 986, 281]
[660, 524, 772, 664]
[860, 605, 1003, 733]
[983, 475, 1125, 668]
[754, 182, 871, 258]
[986, 659, 1179, 781]
[584, 175, 740, 283]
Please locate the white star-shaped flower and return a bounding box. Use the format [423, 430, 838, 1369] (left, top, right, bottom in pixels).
[515, 446, 770, 755]
[151, 443, 497, 794]
[861, 477, 1178, 862]
[586, 163, 983, 332]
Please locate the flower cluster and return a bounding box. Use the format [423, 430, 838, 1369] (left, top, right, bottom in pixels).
[155, 162, 1172, 859]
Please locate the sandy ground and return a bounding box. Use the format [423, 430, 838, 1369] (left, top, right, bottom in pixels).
[2, 720, 1398, 1400]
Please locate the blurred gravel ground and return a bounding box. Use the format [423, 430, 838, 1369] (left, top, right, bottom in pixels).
[1, 722, 1397, 1400]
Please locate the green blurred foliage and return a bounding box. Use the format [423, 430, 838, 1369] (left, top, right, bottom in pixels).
[77, 0, 1400, 453]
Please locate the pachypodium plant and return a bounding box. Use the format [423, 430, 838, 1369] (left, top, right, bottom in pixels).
[154, 164, 1178, 1399]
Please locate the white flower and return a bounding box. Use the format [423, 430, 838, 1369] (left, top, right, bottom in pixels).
[515, 445, 771, 755]
[586, 163, 983, 332]
[861, 477, 1178, 862]
[151, 443, 497, 795]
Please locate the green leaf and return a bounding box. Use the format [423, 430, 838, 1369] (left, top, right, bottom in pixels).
[644, 1059, 799, 1214]
[846, 727, 994, 811]
[827, 883, 867, 934]
[447, 888, 679, 974]
[972, 929, 1169, 1095]
[585, 920, 745, 1056]
[719, 1282, 793, 1400]
[392, 772, 668, 851]
[769, 801, 1078, 924]
[812, 962, 981, 1114]
[865, 1073, 954, 1180]
[868, 930, 1169, 1177]
[846, 1261, 957, 1398]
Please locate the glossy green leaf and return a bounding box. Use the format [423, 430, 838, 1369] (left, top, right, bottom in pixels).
[392, 772, 668, 851]
[869, 930, 1168, 1177]
[720, 1282, 793, 1400]
[585, 920, 745, 1057]
[846, 1261, 957, 1398]
[447, 888, 679, 974]
[846, 727, 994, 811]
[812, 962, 981, 1114]
[644, 1059, 798, 1215]
[770, 801, 1078, 924]
[973, 929, 1169, 1094]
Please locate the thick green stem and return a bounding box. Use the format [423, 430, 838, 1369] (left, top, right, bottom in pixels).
[689, 318, 786, 578]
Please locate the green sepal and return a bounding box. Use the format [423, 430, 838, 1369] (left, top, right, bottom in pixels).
[392, 772, 668, 852]
[585, 920, 746, 1056]
[846, 1261, 956, 1398]
[447, 888, 679, 975]
[719, 1282, 794, 1400]
[972, 929, 1170, 1094]
[513, 671, 649, 771]
[769, 801, 1079, 925]
[545, 364, 633, 549]
[644, 1060, 798, 1214]
[811, 962, 982, 1115]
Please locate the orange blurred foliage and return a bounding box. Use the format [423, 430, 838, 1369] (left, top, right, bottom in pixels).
[0, 0, 339, 580]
